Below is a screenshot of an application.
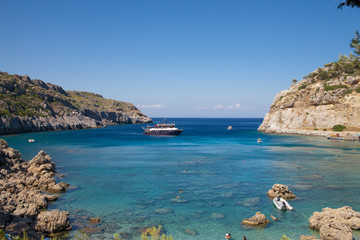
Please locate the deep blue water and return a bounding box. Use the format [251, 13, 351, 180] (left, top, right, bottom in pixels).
[2, 118, 360, 240]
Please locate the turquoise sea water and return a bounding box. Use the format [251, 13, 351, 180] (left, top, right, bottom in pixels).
[2, 118, 360, 240]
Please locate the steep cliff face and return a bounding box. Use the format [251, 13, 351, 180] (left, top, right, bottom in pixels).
[258, 57, 360, 139]
[0, 71, 152, 134]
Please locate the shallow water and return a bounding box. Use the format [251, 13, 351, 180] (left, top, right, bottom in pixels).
[2, 118, 360, 240]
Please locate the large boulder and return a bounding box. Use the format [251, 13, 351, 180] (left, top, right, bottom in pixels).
[242, 212, 270, 226]
[267, 184, 296, 199]
[308, 206, 360, 240]
[35, 210, 70, 233]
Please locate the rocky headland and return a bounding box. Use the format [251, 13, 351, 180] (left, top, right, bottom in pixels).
[0, 139, 70, 238]
[258, 56, 360, 140]
[0, 71, 152, 134]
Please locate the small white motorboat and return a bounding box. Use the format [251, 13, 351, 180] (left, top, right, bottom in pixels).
[28, 139, 35, 143]
[273, 197, 293, 210]
[227, 126, 232, 130]
[257, 138, 262, 143]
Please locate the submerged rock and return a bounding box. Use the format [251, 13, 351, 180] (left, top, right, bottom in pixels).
[308, 206, 360, 240]
[154, 208, 173, 214]
[300, 236, 319, 240]
[267, 184, 296, 199]
[89, 217, 101, 223]
[170, 198, 189, 203]
[236, 197, 261, 207]
[210, 213, 225, 219]
[184, 228, 198, 235]
[242, 212, 270, 226]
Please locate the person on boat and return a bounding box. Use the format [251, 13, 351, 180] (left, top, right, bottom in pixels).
[176, 195, 181, 199]
[225, 233, 231, 239]
[277, 196, 280, 201]
[282, 201, 286, 209]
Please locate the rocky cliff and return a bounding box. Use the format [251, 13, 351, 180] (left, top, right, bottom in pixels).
[0, 71, 152, 134]
[258, 56, 360, 140]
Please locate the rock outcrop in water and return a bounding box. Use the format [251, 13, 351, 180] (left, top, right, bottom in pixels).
[308, 206, 360, 240]
[0, 139, 70, 238]
[241, 212, 270, 226]
[267, 184, 296, 200]
[258, 56, 360, 140]
[0, 71, 152, 134]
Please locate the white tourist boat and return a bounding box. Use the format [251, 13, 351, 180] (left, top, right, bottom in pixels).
[273, 197, 293, 210]
[142, 120, 183, 135]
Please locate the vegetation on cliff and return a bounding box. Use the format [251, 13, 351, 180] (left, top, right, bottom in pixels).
[0, 71, 146, 119]
[0, 71, 152, 134]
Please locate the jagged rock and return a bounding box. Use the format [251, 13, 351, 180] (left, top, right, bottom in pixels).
[242, 212, 270, 226]
[345, 76, 359, 85]
[35, 210, 70, 233]
[89, 217, 101, 223]
[319, 222, 352, 240]
[44, 194, 58, 201]
[308, 206, 360, 240]
[267, 184, 296, 199]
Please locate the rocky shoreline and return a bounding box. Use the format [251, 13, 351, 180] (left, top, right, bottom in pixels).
[258, 127, 360, 141]
[0, 139, 70, 238]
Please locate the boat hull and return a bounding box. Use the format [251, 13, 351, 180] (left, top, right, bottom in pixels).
[273, 197, 293, 210]
[143, 130, 183, 135]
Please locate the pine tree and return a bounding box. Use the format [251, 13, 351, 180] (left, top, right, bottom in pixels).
[350, 30, 360, 56]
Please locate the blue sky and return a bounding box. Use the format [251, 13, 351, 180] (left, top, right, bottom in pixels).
[1, 0, 359, 118]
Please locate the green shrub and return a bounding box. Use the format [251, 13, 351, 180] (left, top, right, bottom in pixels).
[323, 84, 348, 91]
[356, 87, 360, 93]
[323, 129, 327, 131]
[0, 109, 11, 116]
[343, 89, 353, 96]
[332, 124, 346, 132]
[314, 128, 318, 130]
[298, 84, 307, 90]
[318, 70, 329, 80]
